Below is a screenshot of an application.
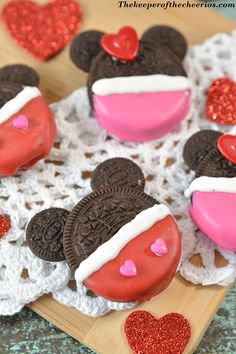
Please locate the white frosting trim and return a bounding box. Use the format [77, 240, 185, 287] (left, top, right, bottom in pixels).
[185, 176, 236, 198]
[75, 204, 171, 283]
[0, 86, 41, 125]
[92, 74, 191, 96]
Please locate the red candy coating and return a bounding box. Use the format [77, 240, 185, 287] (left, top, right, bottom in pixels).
[2, 0, 82, 61]
[84, 215, 181, 302]
[206, 77, 236, 125]
[0, 96, 56, 177]
[125, 310, 191, 354]
[217, 134, 236, 165]
[101, 26, 139, 62]
[0, 215, 11, 238]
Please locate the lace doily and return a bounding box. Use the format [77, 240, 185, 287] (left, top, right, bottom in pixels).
[1, 31, 236, 317]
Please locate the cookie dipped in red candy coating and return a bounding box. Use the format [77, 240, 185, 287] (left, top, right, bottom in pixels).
[0, 86, 56, 177]
[75, 204, 181, 302]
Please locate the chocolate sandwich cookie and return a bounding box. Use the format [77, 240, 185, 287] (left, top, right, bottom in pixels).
[0, 81, 23, 108]
[142, 25, 187, 61]
[27, 158, 181, 303]
[70, 24, 191, 142]
[0, 64, 39, 87]
[26, 208, 69, 262]
[91, 157, 145, 191]
[183, 130, 222, 173]
[63, 188, 157, 271]
[183, 130, 236, 252]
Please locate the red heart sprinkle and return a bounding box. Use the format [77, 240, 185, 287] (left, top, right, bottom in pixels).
[217, 134, 236, 165]
[2, 0, 82, 61]
[125, 310, 191, 354]
[206, 77, 236, 125]
[101, 26, 139, 62]
[0, 215, 11, 238]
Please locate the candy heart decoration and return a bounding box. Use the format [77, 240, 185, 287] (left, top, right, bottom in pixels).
[0, 215, 11, 238]
[151, 238, 168, 256]
[217, 134, 236, 165]
[125, 310, 191, 354]
[120, 260, 137, 277]
[2, 0, 82, 61]
[206, 77, 236, 125]
[101, 26, 139, 61]
[13, 115, 29, 129]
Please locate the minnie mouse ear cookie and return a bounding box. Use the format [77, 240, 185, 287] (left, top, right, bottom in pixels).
[91, 157, 145, 191]
[0, 64, 56, 177]
[70, 24, 191, 142]
[27, 158, 181, 303]
[184, 130, 236, 251]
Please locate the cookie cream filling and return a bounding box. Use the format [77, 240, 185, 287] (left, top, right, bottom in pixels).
[75, 204, 171, 283]
[92, 74, 191, 96]
[0, 86, 41, 125]
[185, 176, 236, 198]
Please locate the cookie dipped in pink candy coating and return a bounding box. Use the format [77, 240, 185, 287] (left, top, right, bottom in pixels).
[183, 130, 236, 251]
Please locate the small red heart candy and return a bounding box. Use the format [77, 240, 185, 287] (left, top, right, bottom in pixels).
[125, 310, 191, 354]
[206, 77, 236, 125]
[217, 134, 236, 164]
[2, 0, 82, 61]
[101, 26, 139, 61]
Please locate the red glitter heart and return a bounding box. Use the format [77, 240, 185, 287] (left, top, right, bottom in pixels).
[125, 310, 191, 354]
[101, 26, 139, 62]
[217, 134, 236, 165]
[2, 0, 82, 61]
[206, 77, 236, 125]
[0, 215, 11, 238]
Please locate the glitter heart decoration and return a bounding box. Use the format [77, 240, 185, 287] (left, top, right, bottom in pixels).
[2, 0, 83, 61]
[101, 26, 139, 61]
[125, 310, 191, 354]
[206, 77, 236, 125]
[150, 238, 168, 256]
[217, 134, 236, 165]
[0, 215, 11, 238]
[120, 260, 137, 277]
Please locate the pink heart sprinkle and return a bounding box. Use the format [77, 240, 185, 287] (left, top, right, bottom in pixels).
[13, 115, 29, 129]
[120, 260, 137, 277]
[151, 238, 168, 256]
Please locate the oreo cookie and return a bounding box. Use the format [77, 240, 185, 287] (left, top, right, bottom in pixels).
[197, 149, 236, 178]
[183, 130, 222, 173]
[63, 188, 157, 271]
[142, 25, 187, 61]
[26, 208, 69, 262]
[0, 81, 23, 108]
[91, 157, 145, 191]
[0, 64, 39, 87]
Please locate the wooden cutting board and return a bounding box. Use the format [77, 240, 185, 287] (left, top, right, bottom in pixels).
[0, 0, 235, 353]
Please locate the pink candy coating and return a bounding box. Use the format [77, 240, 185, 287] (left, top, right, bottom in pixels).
[189, 191, 236, 251]
[120, 260, 137, 277]
[93, 89, 191, 141]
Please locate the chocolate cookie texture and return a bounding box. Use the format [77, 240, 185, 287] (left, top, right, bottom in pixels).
[0, 81, 23, 108]
[0, 64, 39, 87]
[63, 188, 157, 272]
[26, 208, 69, 262]
[91, 157, 145, 191]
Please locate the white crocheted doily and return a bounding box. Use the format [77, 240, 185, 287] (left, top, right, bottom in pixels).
[1, 31, 236, 317]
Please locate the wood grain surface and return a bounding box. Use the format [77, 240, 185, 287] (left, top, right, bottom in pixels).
[0, 1, 236, 353]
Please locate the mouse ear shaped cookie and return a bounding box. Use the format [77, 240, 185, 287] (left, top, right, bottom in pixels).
[183, 130, 222, 173]
[0, 64, 39, 87]
[70, 30, 105, 72]
[142, 25, 187, 61]
[26, 208, 69, 262]
[90, 158, 146, 191]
